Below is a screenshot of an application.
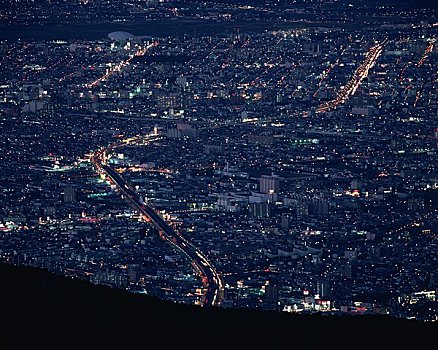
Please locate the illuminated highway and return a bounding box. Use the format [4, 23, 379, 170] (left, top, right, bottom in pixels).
[90, 137, 223, 307]
[317, 39, 386, 113]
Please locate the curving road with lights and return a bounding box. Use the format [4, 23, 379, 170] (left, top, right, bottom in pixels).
[90, 137, 223, 307]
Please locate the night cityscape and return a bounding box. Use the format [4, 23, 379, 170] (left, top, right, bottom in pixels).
[0, 0, 437, 345]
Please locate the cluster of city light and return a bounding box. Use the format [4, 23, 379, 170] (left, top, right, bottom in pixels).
[86, 41, 159, 89]
[316, 40, 386, 113]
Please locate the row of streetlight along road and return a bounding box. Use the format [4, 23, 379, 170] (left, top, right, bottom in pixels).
[316, 39, 387, 113]
[86, 41, 160, 89]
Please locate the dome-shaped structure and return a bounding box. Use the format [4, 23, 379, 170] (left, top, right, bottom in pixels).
[107, 31, 135, 41]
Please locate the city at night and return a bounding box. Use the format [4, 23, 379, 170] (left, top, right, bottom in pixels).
[0, 0, 437, 347]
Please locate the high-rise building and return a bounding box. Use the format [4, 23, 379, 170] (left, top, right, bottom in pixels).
[317, 279, 331, 298]
[264, 283, 278, 304]
[343, 263, 353, 279]
[309, 199, 329, 216]
[44, 206, 56, 218]
[63, 184, 76, 203]
[156, 93, 182, 111]
[351, 180, 362, 190]
[249, 202, 269, 219]
[280, 213, 294, 229]
[259, 174, 280, 194]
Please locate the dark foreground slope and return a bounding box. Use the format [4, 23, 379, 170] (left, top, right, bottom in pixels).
[0, 264, 436, 349]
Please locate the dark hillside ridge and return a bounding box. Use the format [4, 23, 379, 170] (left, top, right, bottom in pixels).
[0, 263, 435, 348]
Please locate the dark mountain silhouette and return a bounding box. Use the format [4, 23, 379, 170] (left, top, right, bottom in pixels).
[0, 263, 435, 348]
